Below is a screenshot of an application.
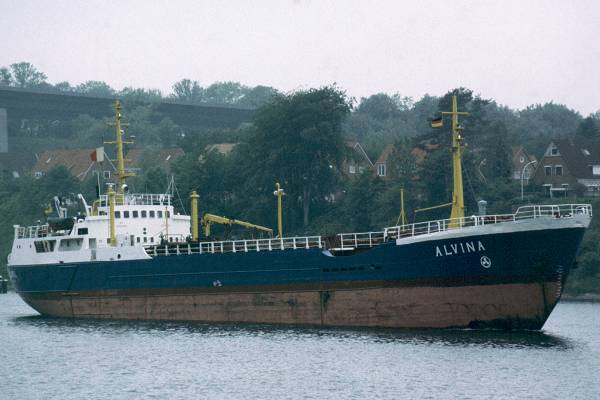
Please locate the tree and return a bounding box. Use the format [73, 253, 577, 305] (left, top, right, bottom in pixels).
[575, 116, 599, 139]
[484, 121, 512, 181]
[356, 93, 400, 121]
[237, 85, 279, 108]
[75, 81, 115, 97]
[0, 67, 12, 86]
[53, 81, 74, 92]
[10, 62, 47, 88]
[244, 86, 351, 228]
[203, 81, 247, 104]
[171, 79, 204, 103]
[118, 87, 163, 103]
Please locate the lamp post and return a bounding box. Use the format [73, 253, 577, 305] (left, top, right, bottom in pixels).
[273, 183, 285, 238]
[521, 160, 537, 200]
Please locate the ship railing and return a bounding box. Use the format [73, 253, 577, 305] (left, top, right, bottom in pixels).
[97, 193, 172, 207]
[15, 224, 50, 239]
[384, 203, 592, 242]
[151, 235, 323, 256]
[337, 231, 387, 250]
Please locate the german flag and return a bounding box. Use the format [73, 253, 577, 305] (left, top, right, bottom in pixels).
[431, 116, 443, 128]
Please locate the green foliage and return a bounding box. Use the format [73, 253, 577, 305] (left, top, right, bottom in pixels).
[575, 116, 600, 140]
[9, 62, 47, 88]
[76, 81, 116, 97]
[244, 86, 351, 227]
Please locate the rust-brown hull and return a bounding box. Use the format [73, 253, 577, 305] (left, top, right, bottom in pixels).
[20, 281, 562, 329]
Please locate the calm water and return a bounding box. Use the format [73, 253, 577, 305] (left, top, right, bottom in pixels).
[1, 293, 599, 400]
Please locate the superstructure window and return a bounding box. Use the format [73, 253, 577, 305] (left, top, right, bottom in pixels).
[592, 165, 600, 176]
[141, 210, 147, 218]
[77, 228, 88, 235]
[149, 211, 155, 218]
[157, 211, 163, 218]
[115, 211, 121, 218]
[123, 211, 130, 218]
[133, 211, 139, 218]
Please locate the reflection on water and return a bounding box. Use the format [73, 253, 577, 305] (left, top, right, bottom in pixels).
[12, 313, 574, 350]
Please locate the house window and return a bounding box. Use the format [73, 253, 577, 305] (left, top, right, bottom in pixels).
[377, 163, 386, 177]
[544, 166, 552, 176]
[555, 165, 563, 176]
[103, 171, 111, 179]
[550, 147, 559, 156]
[349, 165, 356, 174]
[34, 171, 43, 178]
[592, 165, 600, 176]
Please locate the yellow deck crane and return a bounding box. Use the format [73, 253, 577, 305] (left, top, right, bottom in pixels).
[201, 213, 273, 240]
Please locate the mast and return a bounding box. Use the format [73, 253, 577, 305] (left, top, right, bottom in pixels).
[441, 95, 468, 224]
[105, 100, 134, 194]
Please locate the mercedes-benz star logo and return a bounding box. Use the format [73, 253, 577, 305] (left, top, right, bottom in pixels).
[480, 256, 492, 269]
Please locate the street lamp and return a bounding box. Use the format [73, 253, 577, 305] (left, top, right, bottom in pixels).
[521, 160, 537, 200]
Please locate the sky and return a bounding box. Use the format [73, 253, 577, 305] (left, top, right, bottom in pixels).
[1, 0, 599, 115]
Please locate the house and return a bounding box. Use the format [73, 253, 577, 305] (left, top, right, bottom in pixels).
[372, 140, 436, 181]
[32, 149, 116, 180]
[343, 141, 373, 176]
[374, 144, 395, 179]
[532, 138, 600, 197]
[511, 146, 537, 182]
[126, 147, 184, 173]
[198, 143, 238, 163]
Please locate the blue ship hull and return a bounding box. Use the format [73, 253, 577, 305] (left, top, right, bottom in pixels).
[8, 226, 586, 329]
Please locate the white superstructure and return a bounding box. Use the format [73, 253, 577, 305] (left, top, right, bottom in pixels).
[9, 192, 190, 266]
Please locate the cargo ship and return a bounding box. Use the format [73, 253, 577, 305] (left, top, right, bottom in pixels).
[7, 98, 592, 329]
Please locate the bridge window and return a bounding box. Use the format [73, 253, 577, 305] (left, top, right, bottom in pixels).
[58, 238, 83, 252]
[77, 228, 88, 235]
[34, 240, 56, 253]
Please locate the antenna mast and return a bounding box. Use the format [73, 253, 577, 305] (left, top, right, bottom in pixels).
[441, 95, 469, 225]
[105, 100, 134, 193]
